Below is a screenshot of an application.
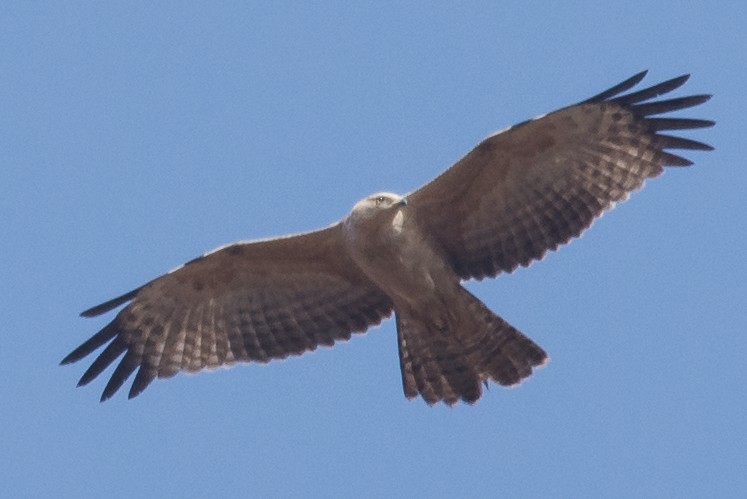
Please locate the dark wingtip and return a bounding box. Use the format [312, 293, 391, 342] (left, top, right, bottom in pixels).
[660, 152, 694, 167]
[81, 287, 142, 317]
[657, 74, 691, 93]
[634, 94, 713, 117]
[647, 118, 715, 131]
[688, 94, 713, 106]
[657, 134, 715, 151]
[612, 74, 694, 106]
[97, 356, 139, 402]
[128, 367, 156, 400]
[583, 70, 648, 103]
[619, 70, 649, 90]
[60, 323, 119, 366]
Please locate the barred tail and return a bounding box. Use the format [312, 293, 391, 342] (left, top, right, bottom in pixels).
[396, 288, 547, 405]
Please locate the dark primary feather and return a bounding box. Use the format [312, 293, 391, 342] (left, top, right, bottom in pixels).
[581, 70, 648, 102]
[408, 71, 714, 280]
[79, 288, 142, 318]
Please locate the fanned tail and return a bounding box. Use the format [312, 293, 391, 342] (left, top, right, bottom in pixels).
[396, 288, 547, 405]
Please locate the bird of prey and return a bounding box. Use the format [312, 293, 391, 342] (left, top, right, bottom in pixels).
[62, 71, 713, 405]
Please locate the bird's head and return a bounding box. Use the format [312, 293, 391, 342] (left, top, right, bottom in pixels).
[349, 192, 407, 221]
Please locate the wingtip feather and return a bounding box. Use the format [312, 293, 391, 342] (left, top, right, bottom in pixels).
[80, 287, 142, 317]
[583, 70, 648, 103]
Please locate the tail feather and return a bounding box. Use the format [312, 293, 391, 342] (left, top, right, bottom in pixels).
[396, 288, 547, 405]
[461, 290, 547, 387]
[397, 315, 481, 404]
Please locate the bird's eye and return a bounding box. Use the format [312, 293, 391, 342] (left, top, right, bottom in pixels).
[375, 196, 386, 205]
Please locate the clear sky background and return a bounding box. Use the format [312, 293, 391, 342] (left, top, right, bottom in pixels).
[2, 2, 745, 498]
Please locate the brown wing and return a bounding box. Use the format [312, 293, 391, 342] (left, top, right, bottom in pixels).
[61, 224, 393, 401]
[407, 71, 714, 280]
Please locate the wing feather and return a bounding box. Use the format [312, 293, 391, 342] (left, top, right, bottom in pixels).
[408, 72, 714, 280]
[62, 224, 393, 400]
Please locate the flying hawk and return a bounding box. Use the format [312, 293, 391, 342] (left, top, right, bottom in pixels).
[62, 71, 713, 405]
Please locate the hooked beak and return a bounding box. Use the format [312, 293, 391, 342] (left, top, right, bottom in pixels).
[397, 197, 408, 207]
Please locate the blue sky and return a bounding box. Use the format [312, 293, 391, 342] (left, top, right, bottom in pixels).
[3, 2, 745, 498]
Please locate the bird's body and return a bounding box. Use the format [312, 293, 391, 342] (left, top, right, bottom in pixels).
[62, 71, 713, 405]
[341, 193, 546, 403]
[343, 194, 445, 308]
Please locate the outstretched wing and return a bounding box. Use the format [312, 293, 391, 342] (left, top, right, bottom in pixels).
[62, 224, 393, 401]
[408, 71, 714, 280]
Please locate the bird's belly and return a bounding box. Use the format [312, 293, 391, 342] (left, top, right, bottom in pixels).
[353, 232, 457, 309]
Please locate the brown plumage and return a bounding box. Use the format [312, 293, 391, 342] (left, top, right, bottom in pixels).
[62, 71, 713, 404]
